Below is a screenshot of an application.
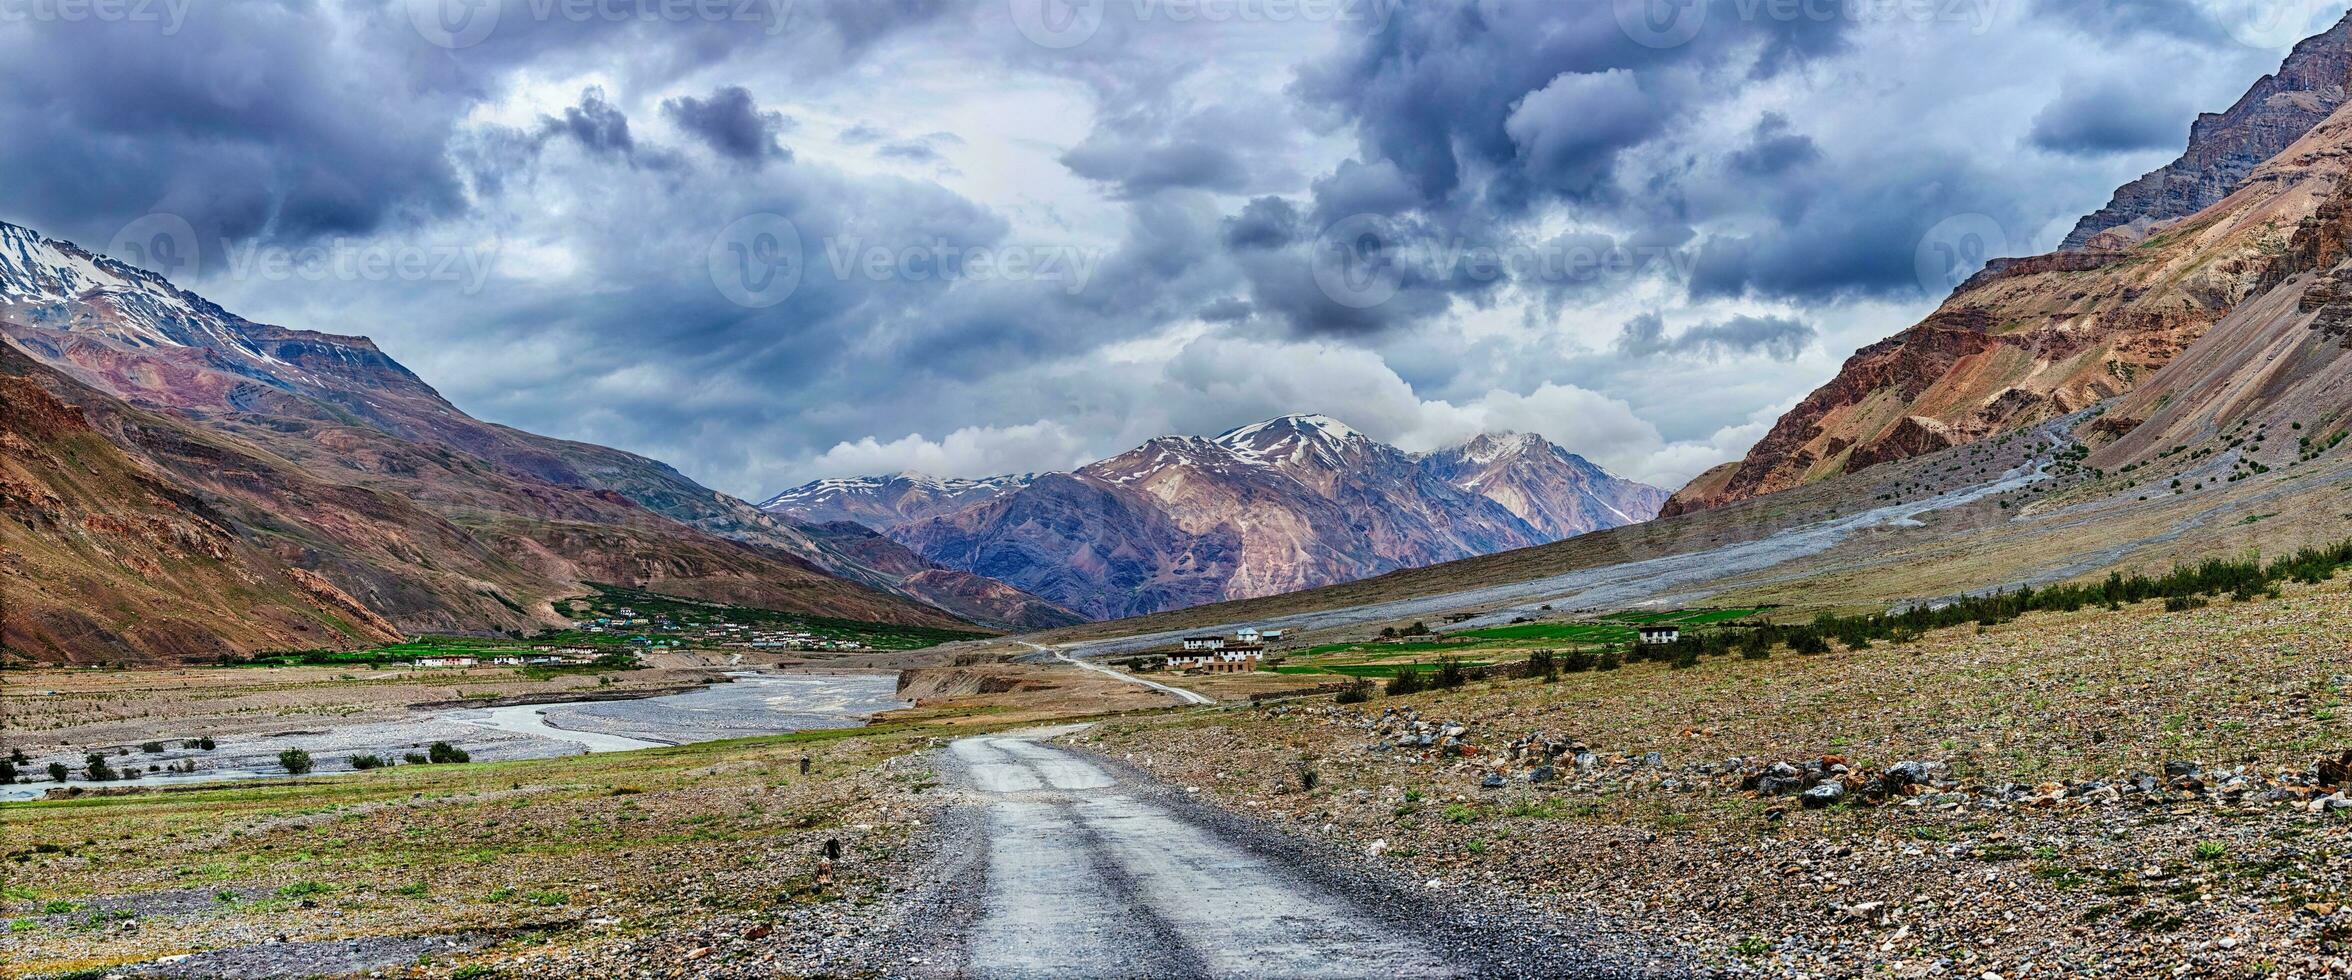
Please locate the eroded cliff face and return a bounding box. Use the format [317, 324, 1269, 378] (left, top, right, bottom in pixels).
[2063, 11, 2352, 250]
[1668, 47, 2352, 518]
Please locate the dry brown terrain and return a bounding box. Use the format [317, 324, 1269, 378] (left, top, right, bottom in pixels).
[1079, 583, 2352, 978]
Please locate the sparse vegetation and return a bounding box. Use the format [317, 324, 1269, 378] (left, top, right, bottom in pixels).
[277, 748, 313, 775]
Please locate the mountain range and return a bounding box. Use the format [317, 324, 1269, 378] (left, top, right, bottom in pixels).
[762, 417, 1669, 621]
[0, 221, 1090, 662]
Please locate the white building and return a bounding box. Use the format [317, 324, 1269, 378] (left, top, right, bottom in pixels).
[1637, 625, 1682, 645]
[1235, 627, 1261, 643]
[1182, 636, 1226, 652]
[1166, 645, 1265, 674]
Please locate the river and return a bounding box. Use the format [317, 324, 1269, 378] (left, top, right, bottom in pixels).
[2, 671, 907, 803]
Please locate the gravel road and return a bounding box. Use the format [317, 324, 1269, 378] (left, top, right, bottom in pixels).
[901, 729, 1688, 979]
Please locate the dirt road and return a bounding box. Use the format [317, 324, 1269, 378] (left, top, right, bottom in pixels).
[913, 731, 1683, 979]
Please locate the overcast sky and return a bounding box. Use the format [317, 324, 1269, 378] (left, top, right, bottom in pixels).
[1, 0, 2334, 495]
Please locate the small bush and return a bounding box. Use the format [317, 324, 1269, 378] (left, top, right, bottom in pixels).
[195, 737, 216, 751]
[1387, 667, 1425, 696]
[349, 754, 388, 771]
[83, 753, 118, 782]
[278, 748, 314, 775]
[1595, 649, 1623, 671]
[1334, 679, 1376, 705]
[427, 742, 471, 764]
[1561, 649, 1597, 673]
[2165, 595, 2208, 613]
[1669, 647, 1700, 670]
[140, 741, 165, 754]
[0, 761, 14, 784]
[47, 763, 68, 782]
[403, 752, 430, 765]
[1433, 658, 1468, 690]
[1522, 649, 1556, 680]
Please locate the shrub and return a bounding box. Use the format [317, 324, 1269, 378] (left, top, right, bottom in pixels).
[83, 753, 118, 782]
[1788, 630, 1831, 655]
[349, 754, 388, 771]
[1334, 679, 1376, 705]
[427, 742, 471, 764]
[6, 749, 24, 765]
[2165, 595, 2208, 613]
[403, 752, 430, 765]
[1739, 630, 1773, 661]
[47, 763, 68, 782]
[1670, 647, 1700, 670]
[1433, 658, 1468, 690]
[1522, 649, 1556, 680]
[1387, 667, 1425, 696]
[195, 737, 216, 751]
[140, 742, 164, 754]
[1561, 648, 1597, 673]
[278, 748, 314, 775]
[0, 761, 13, 784]
[1595, 649, 1623, 671]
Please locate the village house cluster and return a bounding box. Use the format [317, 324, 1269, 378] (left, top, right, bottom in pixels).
[570, 606, 870, 653]
[1165, 627, 1286, 674]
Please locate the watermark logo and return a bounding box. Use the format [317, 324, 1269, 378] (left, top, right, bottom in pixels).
[1615, 0, 1708, 49]
[0, 0, 195, 35]
[710, 213, 804, 309]
[1914, 213, 2010, 297]
[1010, 0, 1104, 49]
[1311, 214, 1404, 310]
[2216, 0, 2340, 50]
[107, 213, 202, 281]
[407, 0, 500, 48]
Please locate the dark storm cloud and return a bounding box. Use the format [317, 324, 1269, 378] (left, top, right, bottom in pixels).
[1221, 197, 1301, 251]
[2030, 78, 2189, 156]
[543, 88, 636, 156]
[1215, 0, 1879, 335]
[662, 86, 792, 164]
[1615, 312, 1816, 361]
[1727, 114, 1821, 178]
[0, 3, 471, 257]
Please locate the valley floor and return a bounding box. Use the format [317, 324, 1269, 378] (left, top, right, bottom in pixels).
[1079, 583, 2352, 978]
[7, 585, 2352, 978]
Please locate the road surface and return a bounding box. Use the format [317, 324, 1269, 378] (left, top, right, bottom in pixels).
[927, 732, 1655, 979]
[1021, 641, 1216, 706]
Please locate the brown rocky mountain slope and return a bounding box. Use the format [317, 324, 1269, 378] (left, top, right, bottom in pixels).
[0, 223, 983, 662]
[1668, 19, 2352, 517]
[2063, 11, 2352, 249]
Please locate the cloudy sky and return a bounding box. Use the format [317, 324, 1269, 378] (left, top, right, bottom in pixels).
[1, 0, 2337, 496]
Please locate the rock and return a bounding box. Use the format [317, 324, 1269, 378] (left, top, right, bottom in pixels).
[1479, 773, 1506, 790]
[686, 946, 714, 961]
[2164, 760, 2201, 779]
[744, 925, 772, 940]
[1528, 766, 1557, 784]
[1800, 782, 1846, 809]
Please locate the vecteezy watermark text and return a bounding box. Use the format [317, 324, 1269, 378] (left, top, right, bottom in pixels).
[407, 0, 798, 49]
[0, 0, 193, 33]
[1009, 0, 1403, 49]
[707, 214, 1107, 308]
[1615, 0, 1999, 50]
[224, 239, 500, 295]
[1310, 214, 1697, 310]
